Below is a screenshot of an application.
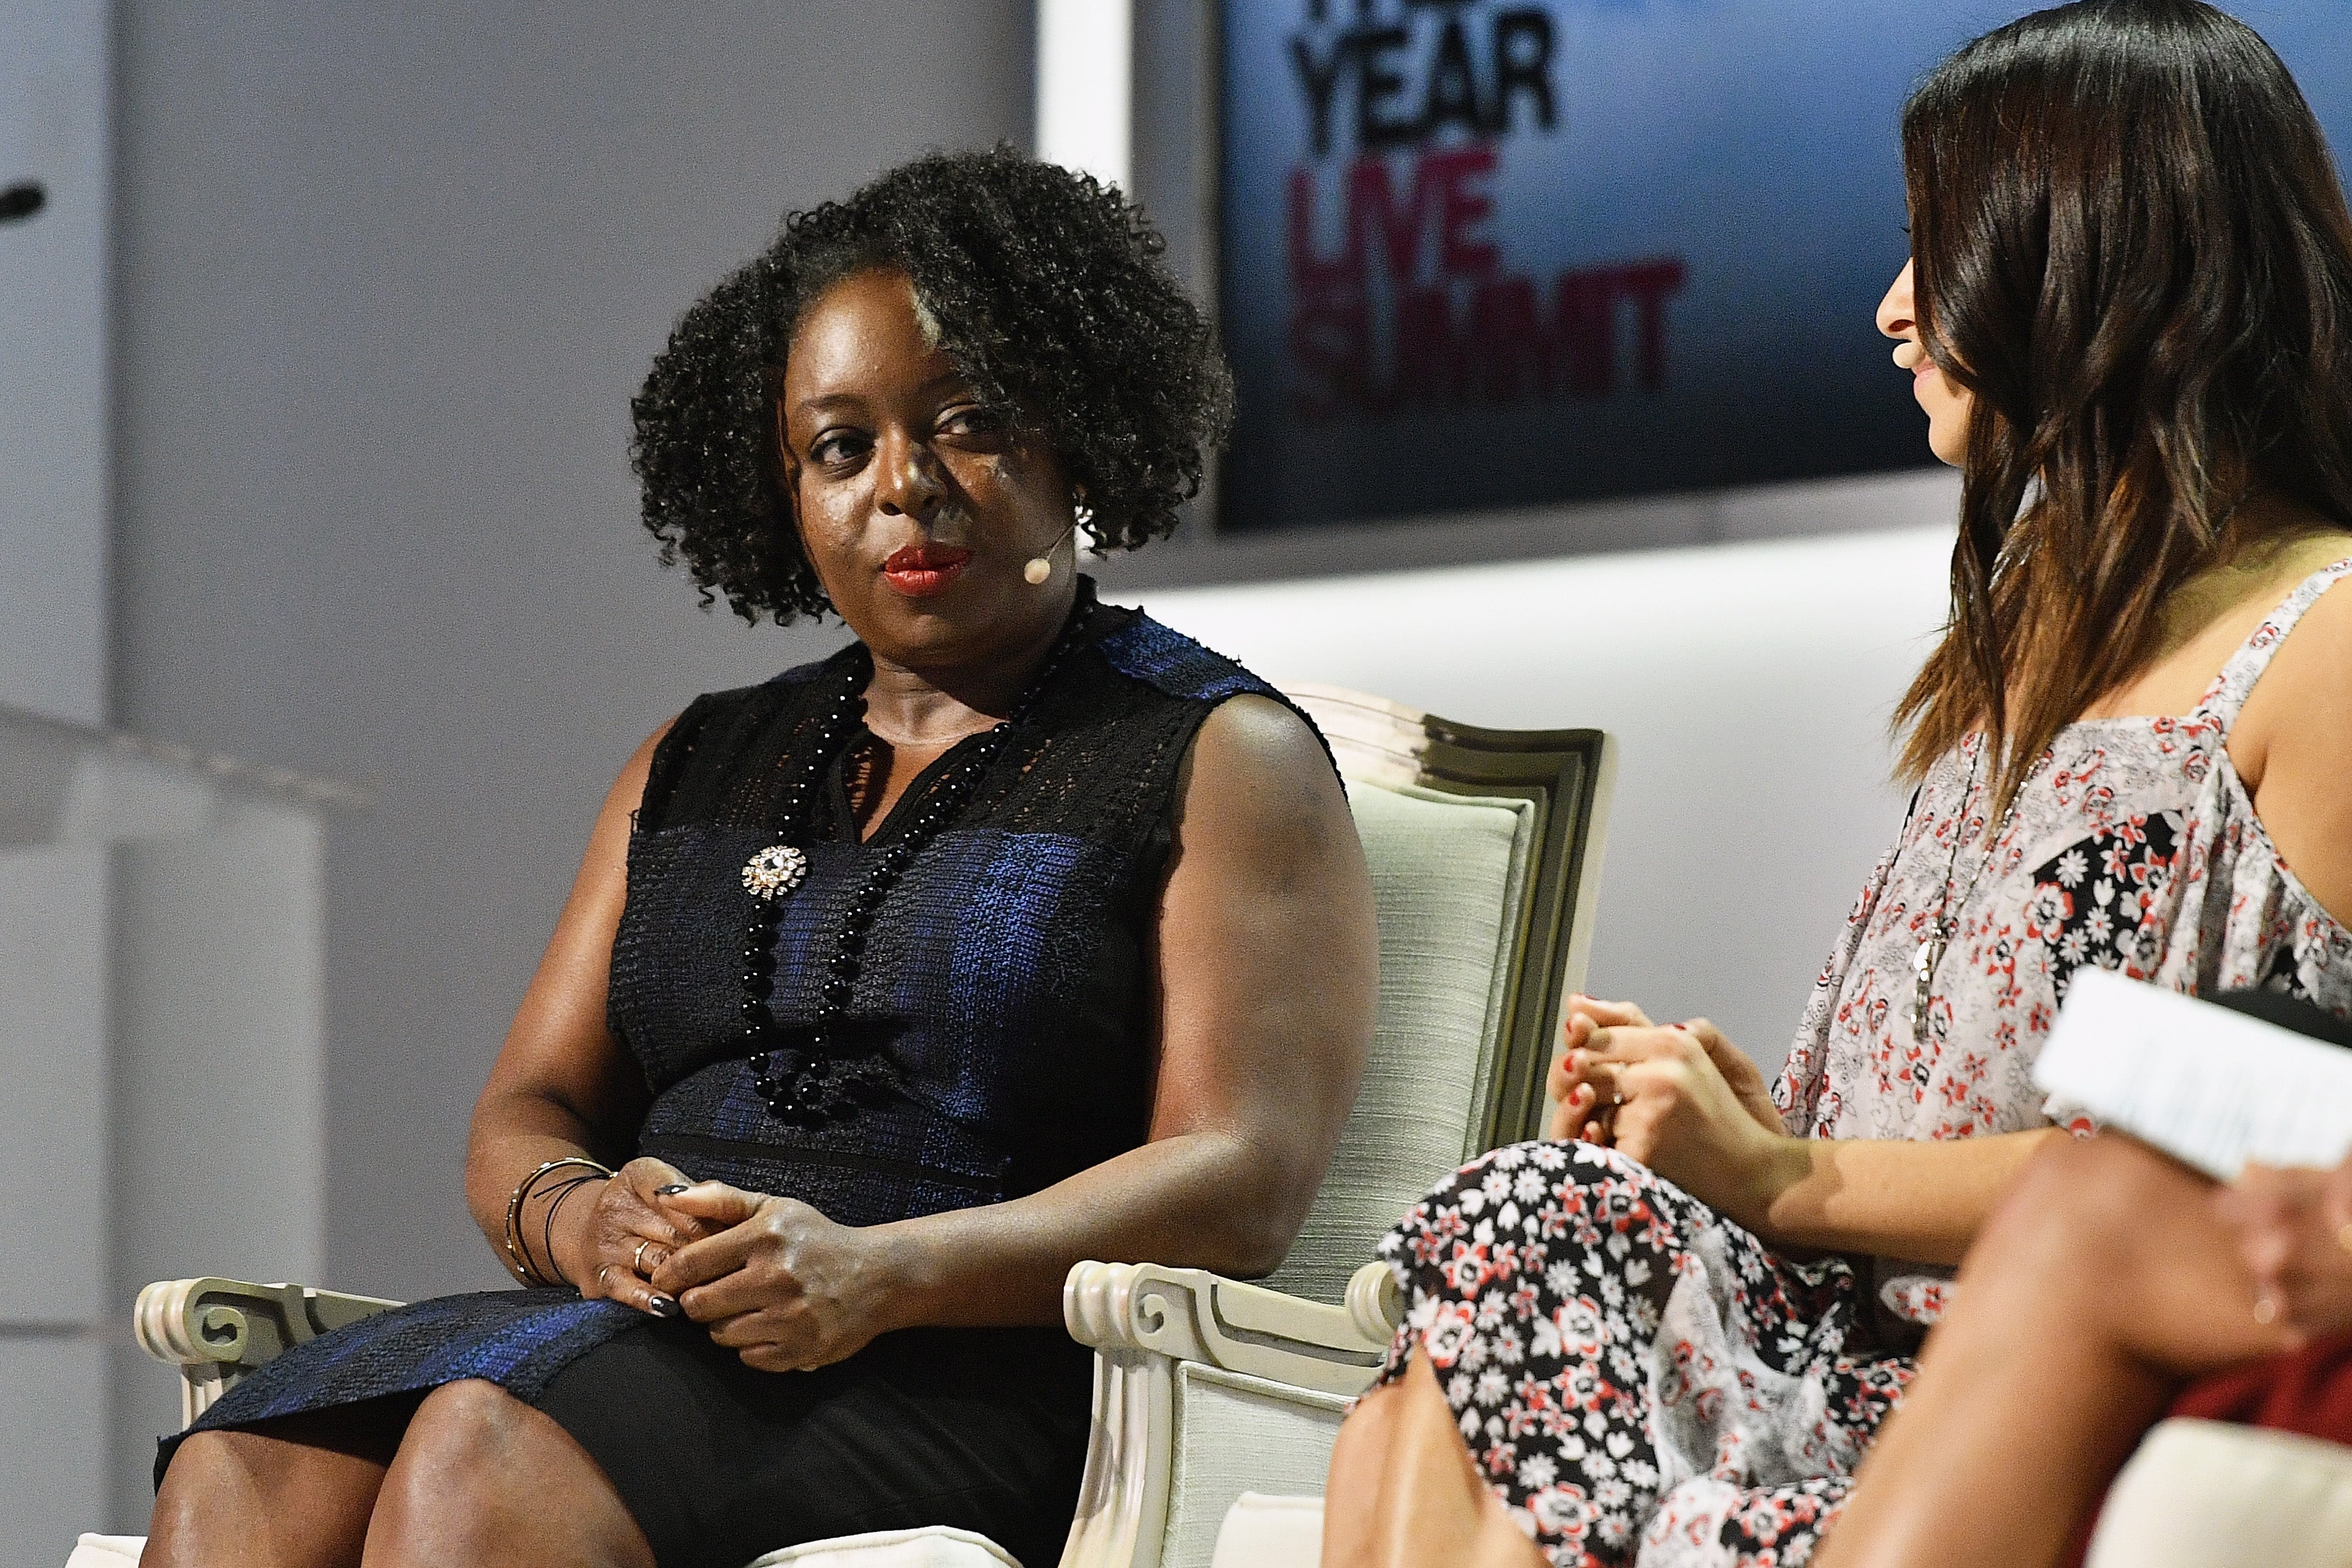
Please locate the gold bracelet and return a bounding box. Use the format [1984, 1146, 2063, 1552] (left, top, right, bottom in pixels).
[503, 1157, 613, 1286]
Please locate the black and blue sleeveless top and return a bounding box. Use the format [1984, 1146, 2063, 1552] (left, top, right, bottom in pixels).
[162, 585, 1314, 1474]
[614, 584, 1314, 1221]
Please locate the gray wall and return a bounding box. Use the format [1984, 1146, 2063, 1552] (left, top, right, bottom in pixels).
[2, 5, 115, 1558]
[112, 0, 1034, 1312]
[1130, 487, 1963, 1084]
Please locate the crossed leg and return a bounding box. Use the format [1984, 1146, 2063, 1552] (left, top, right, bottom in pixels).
[1813, 1133, 2292, 1568]
[1321, 1354, 1545, 1568]
[146, 1380, 655, 1568]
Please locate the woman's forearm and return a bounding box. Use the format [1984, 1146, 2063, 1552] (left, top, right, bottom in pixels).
[867, 1129, 1311, 1331]
[875, 1120, 2054, 1315]
[834, 694, 1372, 1337]
[1734, 1128, 2063, 1266]
[462, 1087, 619, 1279]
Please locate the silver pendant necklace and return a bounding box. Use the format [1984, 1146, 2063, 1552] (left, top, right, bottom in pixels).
[1912, 740, 2007, 1046]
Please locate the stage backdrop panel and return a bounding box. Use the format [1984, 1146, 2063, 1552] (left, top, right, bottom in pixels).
[1218, 0, 2352, 534]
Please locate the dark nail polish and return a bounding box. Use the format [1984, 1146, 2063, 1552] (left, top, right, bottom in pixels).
[656, 1184, 689, 1195]
[649, 1294, 682, 1318]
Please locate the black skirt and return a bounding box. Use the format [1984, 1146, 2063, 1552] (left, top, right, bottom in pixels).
[536, 1320, 1094, 1568]
[162, 1295, 1093, 1568]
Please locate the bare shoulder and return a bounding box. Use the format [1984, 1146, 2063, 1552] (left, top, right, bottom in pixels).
[1179, 694, 1350, 832]
[2237, 544, 2352, 750]
[577, 719, 678, 881]
[2237, 549, 2352, 925]
[1166, 695, 1366, 891]
[610, 718, 675, 808]
[1191, 692, 1335, 770]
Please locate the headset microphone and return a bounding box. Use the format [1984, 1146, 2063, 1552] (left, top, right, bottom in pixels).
[1024, 523, 1078, 585]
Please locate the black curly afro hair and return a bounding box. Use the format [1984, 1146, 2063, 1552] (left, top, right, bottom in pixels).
[630, 146, 1235, 625]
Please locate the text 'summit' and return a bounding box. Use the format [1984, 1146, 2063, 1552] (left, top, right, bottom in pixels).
[1277, 2, 1687, 420]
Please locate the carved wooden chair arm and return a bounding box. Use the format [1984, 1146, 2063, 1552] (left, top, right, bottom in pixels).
[133, 1277, 404, 1426]
[1056, 1260, 1404, 1568]
[1062, 1259, 1402, 1396]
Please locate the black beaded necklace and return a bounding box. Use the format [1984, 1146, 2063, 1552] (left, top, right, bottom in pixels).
[736, 600, 1095, 1125]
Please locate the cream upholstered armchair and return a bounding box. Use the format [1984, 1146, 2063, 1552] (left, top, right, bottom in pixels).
[1054, 685, 1613, 1568]
[97, 685, 1616, 1568]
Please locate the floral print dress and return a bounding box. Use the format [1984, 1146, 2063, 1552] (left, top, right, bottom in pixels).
[1377, 561, 2352, 1567]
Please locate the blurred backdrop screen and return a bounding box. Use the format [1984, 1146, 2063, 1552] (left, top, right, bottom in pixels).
[1217, 1, 2352, 534]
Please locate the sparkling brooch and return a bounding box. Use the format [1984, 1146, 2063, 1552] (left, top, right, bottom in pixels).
[741, 844, 809, 900]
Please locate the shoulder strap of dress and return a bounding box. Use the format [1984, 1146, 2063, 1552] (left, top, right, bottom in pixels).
[2199, 556, 2352, 729]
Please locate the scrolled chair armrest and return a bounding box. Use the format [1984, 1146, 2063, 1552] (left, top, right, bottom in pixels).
[133, 1277, 405, 1426]
[1062, 1259, 1402, 1398]
[1057, 1260, 1406, 1568]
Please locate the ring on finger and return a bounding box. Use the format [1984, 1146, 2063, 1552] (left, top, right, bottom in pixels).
[634, 1238, 654, 1274]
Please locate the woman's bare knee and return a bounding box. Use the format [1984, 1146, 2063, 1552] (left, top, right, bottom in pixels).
[368, 1380, 541, 1530]
[366, 1380, 652, 1568]
[391, 1379, 541, 1467]
[1323, 1358, 1543, 1568]
[1969, 1133, 2195, 1284]
[1935, 1132, 2237, 1374]
[147, 1431, 248, 1565]
[148, 1424, 384, 1568]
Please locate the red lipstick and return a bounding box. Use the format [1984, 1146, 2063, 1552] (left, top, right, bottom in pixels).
[881, 542, 974, 598]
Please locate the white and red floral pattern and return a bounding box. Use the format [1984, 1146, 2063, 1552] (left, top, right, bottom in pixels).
[1379, 562, 2352, 1566]
[1380, 1142, 1910, 1567]
[1776, 558, 2352, 1324]
[1778, 561, 2352, 1152]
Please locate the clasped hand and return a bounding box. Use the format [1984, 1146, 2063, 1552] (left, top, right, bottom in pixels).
[557, 1157, 896, 1371]
[1546, 996, 1793, 1229]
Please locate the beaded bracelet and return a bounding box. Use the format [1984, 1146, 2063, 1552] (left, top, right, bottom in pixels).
[502, 1157, 612, 1286]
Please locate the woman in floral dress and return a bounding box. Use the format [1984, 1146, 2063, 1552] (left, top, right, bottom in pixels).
[1322, 5, 2352, 1565]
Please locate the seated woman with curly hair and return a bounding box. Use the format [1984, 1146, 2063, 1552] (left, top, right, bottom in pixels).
[143, 149, 1376, 1568]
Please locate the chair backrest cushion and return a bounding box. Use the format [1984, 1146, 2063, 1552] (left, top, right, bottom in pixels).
[1262, 778, 1533, 1302]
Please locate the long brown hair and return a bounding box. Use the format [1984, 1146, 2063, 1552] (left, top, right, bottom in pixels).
[1896, 0, 2352, 815]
